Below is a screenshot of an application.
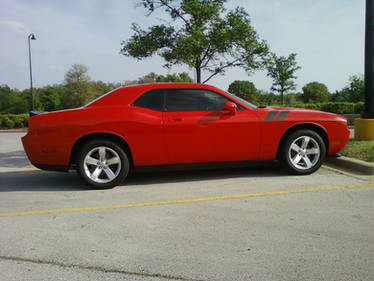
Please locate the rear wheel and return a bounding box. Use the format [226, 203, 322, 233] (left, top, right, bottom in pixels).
[77, 139, 130, 188]
[279, 129, 326, 175]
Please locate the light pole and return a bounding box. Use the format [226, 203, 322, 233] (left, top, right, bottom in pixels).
[28, 33, 36, 111]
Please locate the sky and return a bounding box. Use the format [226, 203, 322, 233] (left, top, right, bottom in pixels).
[0, 0, 365, 93]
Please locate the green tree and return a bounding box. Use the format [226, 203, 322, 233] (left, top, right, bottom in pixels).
[338, 75, 364, 102]
[64, 64, 90, 83]
[0, 85, 30, 114]
[228, 80, 259, 103]
[61, 64, 92, 108]
[160, 72, 193, 82]
[285, 93, 303, 105]
[121, 0, 268, 83]
[257, 91, 280, 105]
[302, 82, 329, 103]
[0, 85, 15, 113]
[124, 72, 193, 85]
[124, 72, 163, 85]
[39, 85, 64, 111]
[88, 81, 116, 99]
[266, 53, 301, 104]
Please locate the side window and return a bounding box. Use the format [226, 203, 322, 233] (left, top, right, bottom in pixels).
[165, 89, 232, 112]
[132, 90, 164, 111]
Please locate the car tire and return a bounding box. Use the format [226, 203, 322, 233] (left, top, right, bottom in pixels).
[279, 129, 326, 175]
[77, 139, 130, 189]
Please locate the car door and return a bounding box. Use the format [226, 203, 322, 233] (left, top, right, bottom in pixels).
[163, 89, 261, 164]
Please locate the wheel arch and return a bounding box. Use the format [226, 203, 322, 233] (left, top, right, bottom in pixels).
[69, 132, 133, 166]
[277, 123, 329, 158]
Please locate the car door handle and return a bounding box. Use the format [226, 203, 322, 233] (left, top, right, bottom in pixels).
[170, 117, 183, 121]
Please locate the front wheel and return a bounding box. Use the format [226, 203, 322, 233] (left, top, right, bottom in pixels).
[279, 129, 326, 175]
[77, 139, 130, 188]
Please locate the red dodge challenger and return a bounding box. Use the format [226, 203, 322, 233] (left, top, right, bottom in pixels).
[22, 83, 350, 188]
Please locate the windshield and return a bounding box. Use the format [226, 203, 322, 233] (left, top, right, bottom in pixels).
[224, 91, 258, 109]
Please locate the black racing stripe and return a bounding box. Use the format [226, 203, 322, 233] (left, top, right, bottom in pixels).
[264, 110, 279, 121]
[275, 111, 289, 121]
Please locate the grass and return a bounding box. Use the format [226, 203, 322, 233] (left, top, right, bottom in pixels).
[340, 140, 374, 162]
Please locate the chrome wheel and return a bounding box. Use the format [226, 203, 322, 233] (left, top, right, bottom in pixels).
[83, 146, 122, 184]
[288, 136, 320, 170]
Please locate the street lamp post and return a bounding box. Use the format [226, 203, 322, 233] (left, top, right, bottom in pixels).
[28, 33, 36, 111]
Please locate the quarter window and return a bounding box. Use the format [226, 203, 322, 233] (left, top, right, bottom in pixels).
[132, 90, 164, 111]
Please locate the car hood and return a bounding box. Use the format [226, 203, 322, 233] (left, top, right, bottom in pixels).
[259, 107, 347, 122]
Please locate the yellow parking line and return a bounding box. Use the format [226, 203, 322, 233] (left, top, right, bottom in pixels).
[12, 168, 39, 175]
[1, 183, 374, 217]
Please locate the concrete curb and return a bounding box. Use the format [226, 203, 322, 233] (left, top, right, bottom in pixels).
[325, 156, 374, 175]
[0, 129, 27, 133]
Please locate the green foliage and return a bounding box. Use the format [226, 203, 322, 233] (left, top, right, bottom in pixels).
[0, 114, 29, 128]
[228, 80, 259, 103]
[61, 81, 92, 109]
[302, 82, 329, 103]
[121, 0, 268, 83]
[161, 72, 193, 82]
[64, 64, 90, 83]
[88, 81, 117, 100]
[354, 102, 364, 114]
[290, 102, 361, 114]
[61, 64, 93, 108]
[0, 86, 30, 114]
[39, 86, 63, 111]
[124, 72, 193, 85]
[266, 53, 301, 104]
[331, 75, 364, 102]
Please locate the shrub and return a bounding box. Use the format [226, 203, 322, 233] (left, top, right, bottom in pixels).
[0, 114, 29, 129]
[320, 103, 355, 114]
[2, 116, 15, 128]
[286, 102, 362, 114]
[354, 102, 364, 114]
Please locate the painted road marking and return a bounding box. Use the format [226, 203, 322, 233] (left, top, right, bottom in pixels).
[11, 168, 39, 175]
[1, 183, 374, 217]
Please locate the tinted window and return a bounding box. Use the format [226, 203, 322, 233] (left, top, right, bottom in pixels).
[133, 90, 164, 111]
[165, 89, 231, 112]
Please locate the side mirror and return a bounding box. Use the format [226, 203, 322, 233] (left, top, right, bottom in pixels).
[224, 102, 237, 114]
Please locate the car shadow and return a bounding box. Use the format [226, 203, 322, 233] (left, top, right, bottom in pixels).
[126, 161, 286, 186]
[0, 170, 88, 192]
[0, 161, 288, 192]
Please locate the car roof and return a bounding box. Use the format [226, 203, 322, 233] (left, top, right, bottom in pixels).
[87, 83, 223, 107]
[120, 83, 219, 91]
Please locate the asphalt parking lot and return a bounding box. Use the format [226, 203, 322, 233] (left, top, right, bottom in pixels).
[1, 131, 374, 281]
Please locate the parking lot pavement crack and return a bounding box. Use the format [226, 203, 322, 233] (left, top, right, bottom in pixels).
[0, 255, 204, 281]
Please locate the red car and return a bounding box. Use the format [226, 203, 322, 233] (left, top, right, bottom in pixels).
[22, 83, 350, 188]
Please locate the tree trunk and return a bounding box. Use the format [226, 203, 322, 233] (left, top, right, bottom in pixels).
[195, 65, 201, 83]
[280, 90, 284, 105]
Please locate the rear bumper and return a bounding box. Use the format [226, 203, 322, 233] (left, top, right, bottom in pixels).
[22, 133, 41, 165]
